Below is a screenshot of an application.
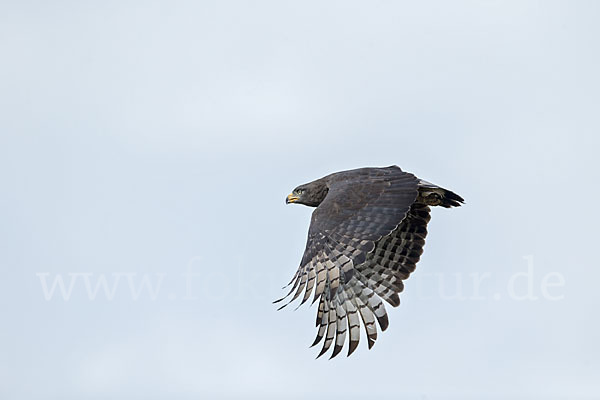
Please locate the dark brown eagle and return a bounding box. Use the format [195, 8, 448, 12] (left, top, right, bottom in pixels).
[276, 165, 463, 358]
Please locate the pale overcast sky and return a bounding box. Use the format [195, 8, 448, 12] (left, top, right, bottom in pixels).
[1, 1, 599, 399]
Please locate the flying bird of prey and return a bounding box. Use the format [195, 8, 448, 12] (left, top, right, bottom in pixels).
[276, 165, 463, 359]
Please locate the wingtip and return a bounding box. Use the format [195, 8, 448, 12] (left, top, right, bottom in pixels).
[367, 337, 376, 350]
[329, 344, 343, 359]
[316, 349, 327, 359]
[347, 340, 359, 357]
[310, 334, 323, 348]
[295, 296, 310, 311]
[378, 315, 389, 331]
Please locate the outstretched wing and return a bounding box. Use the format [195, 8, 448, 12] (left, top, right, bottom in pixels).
[310, 202, 431, 358]
[356, 202, 431, 309]
[276, 166, 422, 357]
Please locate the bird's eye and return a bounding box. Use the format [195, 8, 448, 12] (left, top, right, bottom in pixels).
[296, 189, 304, 195]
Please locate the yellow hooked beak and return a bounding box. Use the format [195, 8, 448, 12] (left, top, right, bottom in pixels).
[286, 193, 299, 204]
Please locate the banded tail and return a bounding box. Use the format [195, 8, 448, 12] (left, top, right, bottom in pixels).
[417, 180, 464, 208]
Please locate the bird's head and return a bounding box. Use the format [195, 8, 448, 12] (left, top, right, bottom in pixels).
[286, 180, 329, 207]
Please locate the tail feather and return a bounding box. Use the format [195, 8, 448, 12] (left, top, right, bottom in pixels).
[417, 180, 464, 208]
